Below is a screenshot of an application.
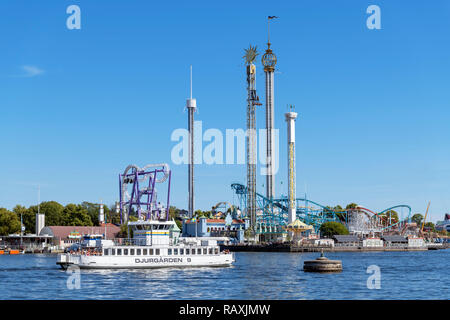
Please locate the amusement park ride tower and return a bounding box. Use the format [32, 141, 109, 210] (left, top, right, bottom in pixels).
[243, 45, 262, 229]
[285, 106, 298, 224]
[186, 66, 196, 218]
[262, 16, 278, 200]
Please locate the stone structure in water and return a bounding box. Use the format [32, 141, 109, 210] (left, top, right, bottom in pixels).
[303, 250, 342, 272]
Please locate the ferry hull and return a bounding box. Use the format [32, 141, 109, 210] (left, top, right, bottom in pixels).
[57, 253, 234, 270]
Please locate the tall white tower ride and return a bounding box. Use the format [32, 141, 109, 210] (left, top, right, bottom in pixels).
[243, 45, 261, 230]
[262, 16, 278, 200]
[186, 66, 196, 218]
[285, 106, 298, 224]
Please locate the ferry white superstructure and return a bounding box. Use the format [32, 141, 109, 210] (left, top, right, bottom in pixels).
[57, 219, 234, 269]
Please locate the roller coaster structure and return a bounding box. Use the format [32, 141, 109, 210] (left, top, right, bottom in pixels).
[230, 183, 412, 237]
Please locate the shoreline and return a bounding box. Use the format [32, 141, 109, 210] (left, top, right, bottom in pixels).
[221, 243, 449, 253]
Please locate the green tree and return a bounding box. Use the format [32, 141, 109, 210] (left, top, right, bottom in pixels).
[28, 201, 65, 226]
[424, 222, 436, 232]
[345, 203, 358, 209]
[0, 208, 21, 236]
[81, 202, 100, 226]
[13, 205, 34, 233]
[194, 210, 211, 218]
[319, 221, 349, 237]
[380, 210, 399, 225]
[62, 204, 93, 226]
[168, 206, 183, 230]
[411, 213, 424, 226]
[108, 204, 121, 225]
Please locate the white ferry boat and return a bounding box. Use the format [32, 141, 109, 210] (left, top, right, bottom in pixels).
[57, 219, 234, 269]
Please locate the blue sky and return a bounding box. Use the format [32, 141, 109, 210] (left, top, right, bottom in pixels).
[0, 0, 449, 222]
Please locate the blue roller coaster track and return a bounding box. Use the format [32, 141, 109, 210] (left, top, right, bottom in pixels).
[231, 183, 412, 235]
[231, 183, 343, 234]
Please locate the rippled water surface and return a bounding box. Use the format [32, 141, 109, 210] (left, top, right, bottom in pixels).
[0, 250, 448, 299]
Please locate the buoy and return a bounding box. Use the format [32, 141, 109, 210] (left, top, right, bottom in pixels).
[303, 249, 342, 273]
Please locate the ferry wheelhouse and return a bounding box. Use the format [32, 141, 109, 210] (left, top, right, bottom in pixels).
[57, 163, 234, 269]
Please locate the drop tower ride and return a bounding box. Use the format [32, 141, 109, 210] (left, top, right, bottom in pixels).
[262, 16, 277, 200]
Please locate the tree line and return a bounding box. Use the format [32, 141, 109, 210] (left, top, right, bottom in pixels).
[0, 201, 121, 236]
[0, 201, 187, 236]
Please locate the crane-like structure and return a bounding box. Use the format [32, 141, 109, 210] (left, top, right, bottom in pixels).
[421, 201, 431, 234]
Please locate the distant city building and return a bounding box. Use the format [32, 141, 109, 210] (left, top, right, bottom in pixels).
[435, 214, 450, 232]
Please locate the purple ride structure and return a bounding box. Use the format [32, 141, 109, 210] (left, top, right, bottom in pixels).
[119, 163, 171, 224]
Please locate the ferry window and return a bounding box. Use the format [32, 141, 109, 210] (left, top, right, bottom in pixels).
[155, 249, 160, 255]
[117, 249, 122, 255]
[209, 248, 213, 254]
[137, 249, 141, 255]
[124, 249, 128, 255]
[168, 249, 172, 255]
[130, 248, 135, 255]
[104, 249, 109, 256]
[197, 248, 202, 255]
[191, 248, 195, 255]
[143, 249, 147, 255]
[159, 225, 164, 230]
[214, 248, 219, 254]
[174, 249, 178, 255]
[185, 249, 190, 255]
[149, 249, 154, 255]
[203, 248, 207, 254]
[111, 249, 116, 255]
[180, 249, 184, 255]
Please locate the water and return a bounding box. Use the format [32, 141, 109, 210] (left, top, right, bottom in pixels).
[0, 250, 448, 299]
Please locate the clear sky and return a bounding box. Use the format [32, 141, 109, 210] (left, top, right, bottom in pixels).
[0, 0, 449, 222]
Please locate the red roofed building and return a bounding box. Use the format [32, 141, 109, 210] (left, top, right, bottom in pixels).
[39, 223, 121, 248]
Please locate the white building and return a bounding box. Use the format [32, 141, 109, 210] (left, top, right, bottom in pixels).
[408, 237, 425, 248]
[362, 238, 383, 247]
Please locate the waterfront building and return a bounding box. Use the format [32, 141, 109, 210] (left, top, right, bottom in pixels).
[0, 234, 53, 252]
[182, 214, 249, 243]
[305, 238, 334, 247]
[332, 235, 360, 247]
[39, 223, 121, 249]
[362, 237, 383, 247]
[407, 236, 425, 248]
[382, 235, 408, 247]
